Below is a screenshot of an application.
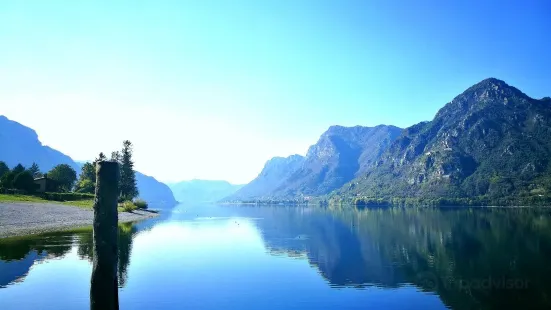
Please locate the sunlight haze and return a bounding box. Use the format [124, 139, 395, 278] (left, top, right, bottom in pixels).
[1, 0, 549, 184]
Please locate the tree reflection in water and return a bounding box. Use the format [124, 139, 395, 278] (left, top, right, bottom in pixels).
[0, 222, 138, 288]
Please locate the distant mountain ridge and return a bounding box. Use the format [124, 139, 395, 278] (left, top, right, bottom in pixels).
[272, 125, 402, 197]
[0, 115, 176, 205]
[225, 125, 402, 201]
[169, 179, 243, 203]
[227, 154, 305, 201]
[338, 78, 551, 203]
[226, 78, 551, 205]
[0, 115, 79, 172]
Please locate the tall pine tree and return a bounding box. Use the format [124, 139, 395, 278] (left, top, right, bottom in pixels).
[95, 152, 107, 163]
[119, 140, 138, 200]
[111, 151, 121, 162]
[29, 162, 42, 178]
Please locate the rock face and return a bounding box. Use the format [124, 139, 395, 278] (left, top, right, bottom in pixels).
[341, 78, 551, 199]
[225, 125, 401, 201]
[169, 180, 243, 203]
[0, 115, 176, 205]
[271, 125, 402, 197]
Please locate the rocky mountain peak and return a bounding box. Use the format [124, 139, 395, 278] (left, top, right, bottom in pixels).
[457, 77, 529, 104]
[341, 78, 551, 202]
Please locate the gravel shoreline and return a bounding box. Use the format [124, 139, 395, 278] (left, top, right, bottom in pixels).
[0, 202, 159, 239]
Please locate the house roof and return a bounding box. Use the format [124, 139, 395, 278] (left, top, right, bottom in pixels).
[33, 177, 58, 183]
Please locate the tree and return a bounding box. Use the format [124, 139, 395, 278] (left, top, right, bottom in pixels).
[48, 164, 77, 192]
[119, 140, 138, 200]
[0, 161, 9, 178]
[13, 171, 36, 192]
[28, 162, 42, 178]
[2, 164, 27, 188]
[74, 162, 96, 193]
[80, 162, 96, 183]
[0, 172, 15, 189]
[75, 179, 95, 193]
[94, 152, 107, 165]
[92, 152, 107, 174]
[12, 164, 25, 175]
[111, 151, 121, 162]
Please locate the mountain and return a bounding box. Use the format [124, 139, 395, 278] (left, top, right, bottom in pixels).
[270, 125, 402, 197]
[0, 115, 177, 205]
[339, 78, 551, 203]
[226, 154, 305, 201]
[225, 125, 401, 201]
[0, 251, 46, 288]
[168, 180, 243, 203]
[0, 116, 79, 172]
[135, 172, 177, 205]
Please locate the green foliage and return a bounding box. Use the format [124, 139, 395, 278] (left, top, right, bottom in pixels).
[340, 194, 551, 207]
[41, 192, 94, 201]
[133, 198, 148, 209]
[74, 162, 96, 193]
[95, 152, 107, 163]
[12, 164, 25, 175]
[0, 161, 9, 178]
[232, 198, 309, 205]
[75, 179, 96, 193]
[0, 171, 16, 189]
[47, 164, 77, 192]
[13, 171, 36, 192]
[81, 162, 96, 182]
[120, 200, 137, 212]
[353, 197, 390, 207]
[111, 151, 121, 162]
[28, 162, 42, 178]
[119, 140, 138, 200]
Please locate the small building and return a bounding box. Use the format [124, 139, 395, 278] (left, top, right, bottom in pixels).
[33, 174, 59, 192]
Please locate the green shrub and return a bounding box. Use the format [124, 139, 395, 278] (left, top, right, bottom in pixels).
[120, 201, 136, 212]
[75, 179, 95, 194]
[13, 171, 36, 193]
[133, 199, 148, 209]
[0, 172, 16, 189]
[41, 192, 95, 201]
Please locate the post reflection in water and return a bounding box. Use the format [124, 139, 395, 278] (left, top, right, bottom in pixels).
[0, 223, 137, 290]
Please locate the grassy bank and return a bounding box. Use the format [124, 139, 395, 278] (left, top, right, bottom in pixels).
[0, 194, 47, 203]
[0, 193, 95, 208]
[0, 194, 150, 212]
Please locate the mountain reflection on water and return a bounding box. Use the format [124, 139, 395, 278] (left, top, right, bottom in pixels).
[226, 205, 551, 309]
[1, 205, 551, 310]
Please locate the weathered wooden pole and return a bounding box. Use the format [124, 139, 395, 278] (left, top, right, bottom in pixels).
[90, 161, 120, 310]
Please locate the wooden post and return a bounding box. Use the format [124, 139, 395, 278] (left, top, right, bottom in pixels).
[90, 161, 120, 310]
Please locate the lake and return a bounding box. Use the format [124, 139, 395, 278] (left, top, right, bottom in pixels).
[1, 204, 551, 310]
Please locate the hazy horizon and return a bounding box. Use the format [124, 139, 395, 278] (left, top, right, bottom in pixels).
[1, 1, 549, 184]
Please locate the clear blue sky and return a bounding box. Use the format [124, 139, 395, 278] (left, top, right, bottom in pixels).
[0, 0, 549, 184]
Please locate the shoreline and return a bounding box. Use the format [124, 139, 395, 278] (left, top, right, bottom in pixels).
[0, 202, 159, 239]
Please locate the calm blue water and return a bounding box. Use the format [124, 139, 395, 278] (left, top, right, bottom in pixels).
[1, 204, 550, 310]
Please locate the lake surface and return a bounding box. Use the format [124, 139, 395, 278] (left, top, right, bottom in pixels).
[1, 204, 551, 310]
